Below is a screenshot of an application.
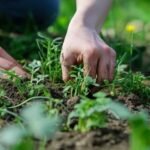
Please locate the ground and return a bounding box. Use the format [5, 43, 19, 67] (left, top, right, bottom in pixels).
[0, 75, 149, 149]
[0, 0, 150, 150]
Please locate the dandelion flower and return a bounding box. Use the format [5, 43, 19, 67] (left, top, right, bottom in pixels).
[125, 24, 136, 33]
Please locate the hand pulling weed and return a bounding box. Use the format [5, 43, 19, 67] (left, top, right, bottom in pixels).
[63, 66, 99, 97]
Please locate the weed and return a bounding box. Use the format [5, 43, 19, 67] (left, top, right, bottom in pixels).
[67, 92, 109, 132]
[63, 66, 99, 97]
[0, 102, 61, 150]
[27, 60, 50, 97]
[68, 92, 130, 132]
[119, 72, 150, 98]
[37, 33, 62, 82]
[68, 90, 150, 150]
[129, 112, 150, 150]
[103, 60, 150, 99]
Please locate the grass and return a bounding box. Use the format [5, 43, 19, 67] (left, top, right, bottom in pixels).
[0, 35, 149, 149]
[0, 0, 150, 150]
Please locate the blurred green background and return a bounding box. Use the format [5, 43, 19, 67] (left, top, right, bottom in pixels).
[0, 0, 150, 73]
[51, 0, 150, 34]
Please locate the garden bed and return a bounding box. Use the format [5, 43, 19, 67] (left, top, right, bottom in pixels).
[0, 77, 149, 150]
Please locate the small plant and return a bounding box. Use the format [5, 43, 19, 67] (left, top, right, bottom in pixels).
[129, 112, 150, 150]
[68, 90, 150, 149]
[37, 33, 62, 82]
[118, 71, 150, 99]
[67, 92, 110, 132]
[63, 66, 99, 97]
[67, 91, 132, 132]
[103, 62, 150, 99]
[27, 60, 50, 97]
[0, 102, 61, 150]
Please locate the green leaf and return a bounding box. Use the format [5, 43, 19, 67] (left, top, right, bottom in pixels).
[108, 102, 131, 119]
[93, 92, 107, 98]
[12, 138, 34, 150]
[0, 125, 25, 146]
[21, 102, 61, 140]
[130, 113, 150, 150]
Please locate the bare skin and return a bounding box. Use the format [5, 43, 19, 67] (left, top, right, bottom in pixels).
[61, 0, 116, 83]
[0, 47, 28, 78]
[0, 0, 116, 82]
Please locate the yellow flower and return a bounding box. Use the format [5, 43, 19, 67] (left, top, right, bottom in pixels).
[125, 24, 136, 33]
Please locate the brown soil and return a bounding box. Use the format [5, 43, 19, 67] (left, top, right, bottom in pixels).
[0, 79, 150, 150]
[47, 128, 129, 150]
[0, 79, 26, 105]
[51, 92, 149, 150]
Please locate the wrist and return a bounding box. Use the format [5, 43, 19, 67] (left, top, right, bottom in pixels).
[68, 12, 97, 31]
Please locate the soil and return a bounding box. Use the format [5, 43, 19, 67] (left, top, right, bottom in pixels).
[47, 128, 129, 150]
[0, 79, 150, 150]
[0, 79, 26, 105]
[49, 92, 150, 150]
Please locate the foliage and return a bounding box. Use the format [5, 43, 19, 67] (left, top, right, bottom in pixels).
[0, 102, 61, 150]
[129, 112, 150, 150]
[0, 35, 63, 99]
[68, 92, 131, 132]
[112, 63, 150, 99]
[102, 63, 150, 99]
[63, 66, 99, 97]
[36, 33, 62, 82]
[27, 59, 50, 97]
[68, 90, 150, 149]
[118, 71, 150, 99]
[0, 1, 150, 149]
[68, 92, 109, 132]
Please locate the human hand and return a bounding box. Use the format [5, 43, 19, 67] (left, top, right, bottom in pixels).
[0, 47, 29, 78]
[60, 25, 116, 83]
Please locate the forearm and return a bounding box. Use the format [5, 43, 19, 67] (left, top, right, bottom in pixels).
[70, 0, 112, 32]
[61, 0, 115, 82]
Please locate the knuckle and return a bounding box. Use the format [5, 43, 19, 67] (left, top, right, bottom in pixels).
[60, 53, 69, 64]
[84, 48, 98, 59]
[111, 50, 116, 58]
[103, 46, 116, 58]
[103, 46, 111, 53]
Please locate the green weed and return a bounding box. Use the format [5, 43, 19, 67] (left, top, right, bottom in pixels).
[37, 33, 62, 83]
[129, 112, 150, 150]
[67, 93, 108, 132]
[68, 92, 130, 132]
[63, 66, 99, 97]
[0, 102, 61, 150]
[68, 91, 150, 150]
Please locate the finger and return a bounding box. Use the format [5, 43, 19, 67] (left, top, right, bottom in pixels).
[0, 47, 19, 65]
[0, 47, 25, 71]
[0, 57, 29, 78]
[83, 54, 98, 79]
[109, 59, 115, 81]
[60, 53, 76, 82]
[61, 64, 71, 82]
[0, 57, 15, 70]
[11, 66, 30, 78]
[0, 67, 7, 79]
[97, 58, 109, 83]
[108, 49, 116, 80]
[0, 66, 29, 79]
